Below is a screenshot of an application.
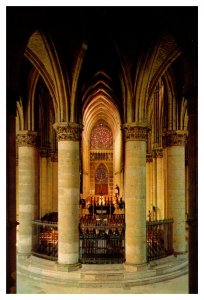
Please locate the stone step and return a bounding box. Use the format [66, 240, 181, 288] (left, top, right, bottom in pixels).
[17, 254, 188, 287]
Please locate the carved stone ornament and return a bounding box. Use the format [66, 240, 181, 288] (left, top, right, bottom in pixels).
[40, 147, 49, 158]
[16, 131, 38, 147]
[53, 122, 82, 141]
[122, 123, 150, 142]
[50, 151, 58, 162]
[165, 131, 188, 147]
[152, 148, 163, 158]
[146, 154, 153, 163]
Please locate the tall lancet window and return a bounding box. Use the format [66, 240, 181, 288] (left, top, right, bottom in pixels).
[95, 163, 108, 195]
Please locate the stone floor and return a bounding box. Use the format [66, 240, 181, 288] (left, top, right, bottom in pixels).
[17, 271, 188, 294]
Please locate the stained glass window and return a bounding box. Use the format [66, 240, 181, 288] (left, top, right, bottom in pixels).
[91, 121, 113, 149]
[95, 163, 108, 183]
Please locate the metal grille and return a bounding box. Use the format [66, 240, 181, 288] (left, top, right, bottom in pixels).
[79, 214, 125, 264]
[32, 220, 58, 260]
[146, 219, 174, 261]
[31, 217, 173, 263]
[79, 225, 125, 264]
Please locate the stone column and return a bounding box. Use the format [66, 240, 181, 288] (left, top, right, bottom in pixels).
[152, 148, 164, 220]
[146, 154, 153, 219]
[16, 131, 39, 255]
[187, 95, 198, 293]
[120, 167, 124, 199]
[122, 123, 148, 266]
[50, 152, 58, 212]
[7, 112, 17, 293]
[162, 147, 168, 218]
[166, 130, 188, 253]
[39, 148, 49, 217]
[47, 156, 53, 213]
[152, 153, 157, 219]
[53, 122, 81, 267]
[114, 130, 123, 198]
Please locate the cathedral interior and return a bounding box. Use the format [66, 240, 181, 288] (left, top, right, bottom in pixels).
[6, 6, 198, 294]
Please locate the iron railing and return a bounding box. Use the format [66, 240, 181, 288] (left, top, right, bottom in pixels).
[32, 220, 58, 260]
[31, 218, 173, 263]
[79, 226, 125, 264]
[146, 219, 174, 261]
[79, 214, 125, 264]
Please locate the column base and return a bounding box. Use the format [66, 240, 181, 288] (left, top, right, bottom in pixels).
[124, 262, 148, 272]
[17, 252, 31, 259]
[174, 251, 188, 256]
[57, 262, 82, 272]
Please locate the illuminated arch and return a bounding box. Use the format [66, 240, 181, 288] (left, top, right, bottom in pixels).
[135, 32, 181, 123]
[25, 30, 69, 124]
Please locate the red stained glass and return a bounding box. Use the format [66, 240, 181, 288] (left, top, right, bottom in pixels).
[95, 163, 108, 183]
[91, 121, 112, 149]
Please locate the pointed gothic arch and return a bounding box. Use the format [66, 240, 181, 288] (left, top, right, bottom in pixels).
[135, 32, 181, 123]
[25, 30, 69, 123]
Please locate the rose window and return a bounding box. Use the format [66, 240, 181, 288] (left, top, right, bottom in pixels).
[91, 121, 113, 149]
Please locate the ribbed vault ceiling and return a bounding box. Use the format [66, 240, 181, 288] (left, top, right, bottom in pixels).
[83, 93, 120, 137]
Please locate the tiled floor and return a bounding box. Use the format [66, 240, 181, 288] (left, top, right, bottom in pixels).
[17, 272, 188, 294]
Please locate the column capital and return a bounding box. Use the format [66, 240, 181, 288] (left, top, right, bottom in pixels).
[122, 123, 150, 142]
[146, 153, 153, 162]
[165, 130, 188, 147]
[50, 151, 58, 162]
[16, 130, 38, 147]
[152, 148, 163, 158]
[40, 147, 49, 158]
[53, 122, 82, 141]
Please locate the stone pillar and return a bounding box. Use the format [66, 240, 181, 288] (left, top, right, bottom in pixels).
[122, 123, 148, 265]
[146, 154, 153, 219]
[16, 131, 39, 255]
[152, 148, 164, 220]
[39, 148, 49, 217]
[187, 95, 198, 293]
[16, 155, 19, 221]
[47, 156, 53, 213]
[120, 168, 124, 199]
[163, 147, 168, 218]
[152, 153, 157, 218]
[156, 149, 164, 220]
[7, 113, 17, 293]
[53, 122, 81, 267]
[50, 152, 58, 212]
[166, 130, 187, 253]
[114, 130, 123, 198]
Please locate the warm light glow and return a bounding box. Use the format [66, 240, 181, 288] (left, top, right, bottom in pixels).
[91, 121, 113, 149]
[95, 163, 108, 183]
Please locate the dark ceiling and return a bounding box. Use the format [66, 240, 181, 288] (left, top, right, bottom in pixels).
[6, 6, 198, 111]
